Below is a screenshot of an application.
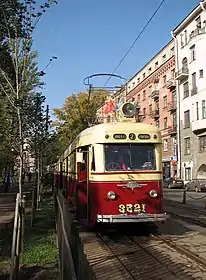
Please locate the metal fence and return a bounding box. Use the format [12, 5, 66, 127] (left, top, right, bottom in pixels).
[9, 194, 25, 280]
[54, 188, 96, 280]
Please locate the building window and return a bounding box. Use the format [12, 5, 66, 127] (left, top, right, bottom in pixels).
[190, 45, 196, 62]
[170, 47, 175, 56]
[196, 102, 199, 120]
[137, 77, 140, 83]
[183, 82, 189, 98]
[180, 34, 184, 47]
[199, 135, 206, 152]
[143, 108, 146, 117]
[185, 167, 191, 181]
[137, 94, 140, 101]
[148, 67, 152, 74]
[143, 73, 146, 79]
[184, 137, 190, 155]
[173, 112, 177, 127]
[184, 30, 187, 45]
[163, 75, 166, 85]
[149, 104, 152, 115]
[156, 120, 159, 128]
[162, 54, 166, 63]
[202, 100, 206, 119]
[164, 117, 167, 129]
[155, 61, 158, 69]
[191, 72, 197, 95]
[199, 69, 204, 78]
[171, 69, 175, 78]
[182, 57, 188, 70]
[184, 110, 190, 128]
[196, 16, 201, 29]
[143, 90, 146, 100]
[163, 96, 167, 108]
[163, 139, 168, 151]
[132, 82, 135, 87]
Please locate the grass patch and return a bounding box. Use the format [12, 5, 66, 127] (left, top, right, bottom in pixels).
[19, 193, 59, 280]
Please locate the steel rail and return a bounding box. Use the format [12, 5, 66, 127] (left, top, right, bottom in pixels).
[96, 233, 137, 279]
[154, 234, 206, 272]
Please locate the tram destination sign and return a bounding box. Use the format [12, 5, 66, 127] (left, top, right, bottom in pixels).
[113, 133, 127, 139]
[138, 134, 150, 140]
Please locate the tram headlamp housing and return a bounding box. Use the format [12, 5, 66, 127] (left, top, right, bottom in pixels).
[121, 102, 136, 118]
[149, 190, 158, 198]
[107, 191, 116, 200]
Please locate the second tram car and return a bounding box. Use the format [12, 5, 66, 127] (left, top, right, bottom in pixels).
[53, 102, 169, 226]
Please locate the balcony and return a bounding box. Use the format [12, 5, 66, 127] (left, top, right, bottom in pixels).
[175, 68, 189, 81]
[168, 125, 177, 135]
[167, 101, 177, 113]
[166, 78, 176, 89]
[189, 26, 206, 41]
[151, 89, 159, 100]
[151, 109, 159, 119]
[191, 86, 198, 96]
[192, 119, 206, 134]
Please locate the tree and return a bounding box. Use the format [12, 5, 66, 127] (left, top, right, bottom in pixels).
[0, 0, 57, 197]
[53, 90, 108, 148]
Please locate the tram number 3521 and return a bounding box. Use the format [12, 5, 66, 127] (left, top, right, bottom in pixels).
[119, 203, 146, 214]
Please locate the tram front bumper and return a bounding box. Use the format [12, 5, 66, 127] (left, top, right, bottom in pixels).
[96, 213, 169, 223]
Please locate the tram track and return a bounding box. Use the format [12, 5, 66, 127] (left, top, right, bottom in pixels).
[95, 230, 205, 280]
[164, 204, 206, 228]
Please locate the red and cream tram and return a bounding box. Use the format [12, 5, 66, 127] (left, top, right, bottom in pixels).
[53, 102, 169, 226]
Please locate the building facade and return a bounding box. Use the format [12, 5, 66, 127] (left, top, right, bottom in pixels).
[173, 1, 206, 182]
[126, 40, 177, 178]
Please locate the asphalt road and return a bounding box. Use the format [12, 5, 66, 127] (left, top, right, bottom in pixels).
[163, 188, 206, 209]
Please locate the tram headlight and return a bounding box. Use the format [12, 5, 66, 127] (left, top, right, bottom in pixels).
[149, 190, 158, 198]
[107, 191, 116, 200]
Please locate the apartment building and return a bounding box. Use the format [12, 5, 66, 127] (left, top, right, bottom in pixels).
[126, 40, 177, 178]
[173, 0, 206, 182]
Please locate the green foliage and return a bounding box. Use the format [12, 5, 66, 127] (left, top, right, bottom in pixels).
[0, 1, 57, 176]
[53, 90, 107, 148]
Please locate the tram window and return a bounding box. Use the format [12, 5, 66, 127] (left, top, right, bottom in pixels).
[91, 146, 95, 171]
[104, 143, 156, 171]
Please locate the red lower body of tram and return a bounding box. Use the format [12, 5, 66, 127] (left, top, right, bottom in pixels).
[54, 171, 168, 226]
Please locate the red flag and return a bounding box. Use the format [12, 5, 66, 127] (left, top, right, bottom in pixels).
[104, 100, 115, 114]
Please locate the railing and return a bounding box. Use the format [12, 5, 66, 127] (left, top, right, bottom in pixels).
[189, 26, 206, 40]
[166, 78, 176, 89]
[151, 89, 159, 99]
[168, 125, 177, 134]
[54, 188, 95, 280]
[167, 101, 177, 111]
[9, 194, 26, 280]
[175, 68, 189, 78]
[151, 109, 159, 118]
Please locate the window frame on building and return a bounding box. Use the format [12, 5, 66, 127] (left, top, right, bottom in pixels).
[199, 135, 206, 152]
[184, 137, 190, 155]
[183, 81, 189, 98]
[185, 167, 191, 181]
[184, 110, 190, 128]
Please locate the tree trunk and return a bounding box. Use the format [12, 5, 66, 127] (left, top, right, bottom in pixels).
[17, 106, 23, 198]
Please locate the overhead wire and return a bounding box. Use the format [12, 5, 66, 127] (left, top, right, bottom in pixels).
[104, 0, 166, 87]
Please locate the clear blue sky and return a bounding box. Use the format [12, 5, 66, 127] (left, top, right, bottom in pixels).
[33, 0, 200, 114]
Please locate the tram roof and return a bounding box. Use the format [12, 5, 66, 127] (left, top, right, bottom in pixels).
[61, 122, 161, 159]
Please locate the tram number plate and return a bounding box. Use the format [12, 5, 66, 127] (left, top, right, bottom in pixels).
[118, 204, 146, 214]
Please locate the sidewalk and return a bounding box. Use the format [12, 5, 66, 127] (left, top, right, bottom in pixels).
[0, 183, 33, 230]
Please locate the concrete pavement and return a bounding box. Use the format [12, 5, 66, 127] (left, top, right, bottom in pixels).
[163, 188, 206, 209]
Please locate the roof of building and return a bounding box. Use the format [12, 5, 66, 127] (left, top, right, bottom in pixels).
[173, 1, 205, 35]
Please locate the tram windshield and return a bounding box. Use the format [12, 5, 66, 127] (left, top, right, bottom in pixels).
[104, 143, 156, 171]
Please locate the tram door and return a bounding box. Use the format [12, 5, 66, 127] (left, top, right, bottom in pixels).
[76, 147, 89, 223]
